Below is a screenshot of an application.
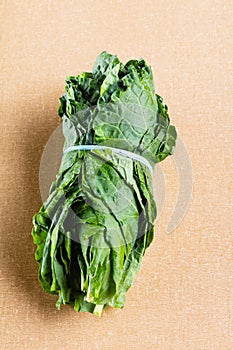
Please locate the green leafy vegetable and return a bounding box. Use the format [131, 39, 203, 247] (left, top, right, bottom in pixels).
[32, 51, 176, 316]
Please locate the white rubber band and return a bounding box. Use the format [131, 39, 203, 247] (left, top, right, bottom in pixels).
[63, 145, 153, 176]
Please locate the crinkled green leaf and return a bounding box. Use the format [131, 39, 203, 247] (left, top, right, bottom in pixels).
[32, 51, 176, 315]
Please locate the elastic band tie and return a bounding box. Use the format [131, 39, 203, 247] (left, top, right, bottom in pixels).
[63, 145, 153, 177]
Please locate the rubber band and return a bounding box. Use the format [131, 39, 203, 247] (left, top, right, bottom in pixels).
[63, 145, 153, 176]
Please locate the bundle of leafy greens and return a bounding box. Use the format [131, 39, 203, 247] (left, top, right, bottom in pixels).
[32, 52, 176, 316]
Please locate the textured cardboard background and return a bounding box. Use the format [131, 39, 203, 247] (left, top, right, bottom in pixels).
[1, 1, 232, 349]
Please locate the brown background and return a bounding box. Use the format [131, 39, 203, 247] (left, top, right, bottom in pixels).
[1, 1, 232, 349]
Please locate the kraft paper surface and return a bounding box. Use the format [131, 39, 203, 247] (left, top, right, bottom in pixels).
[1, 1, 232, 349]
